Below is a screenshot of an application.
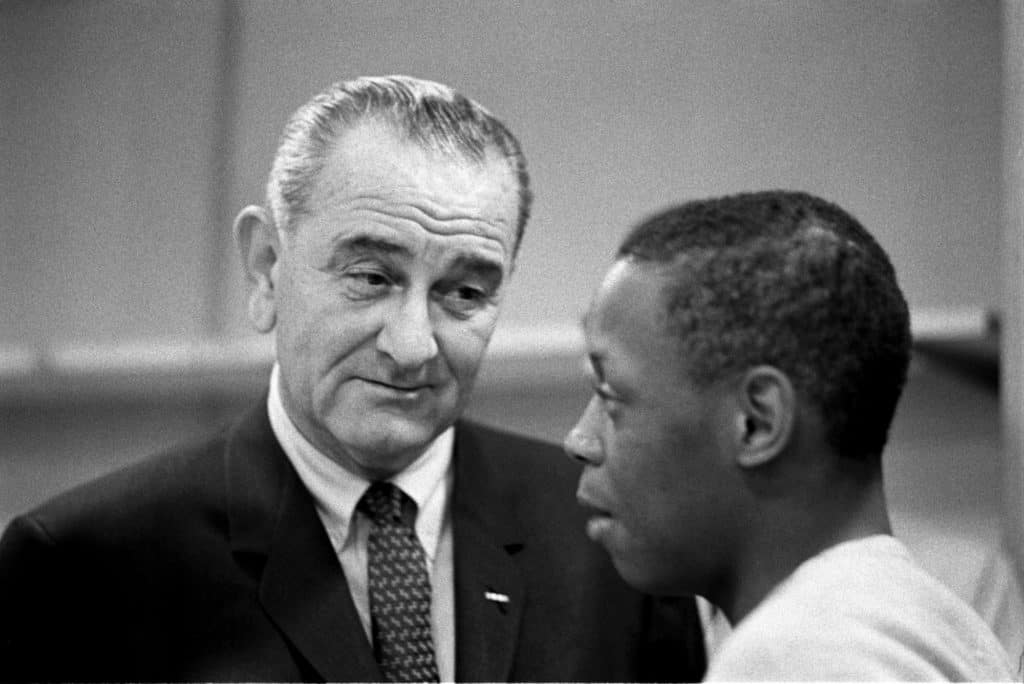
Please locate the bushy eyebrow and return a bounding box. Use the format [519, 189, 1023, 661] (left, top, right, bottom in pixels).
[328, 233, 505, 287]
[447, 253, 504, 287]
[332, 234, 413, 260]
[587, 353, 606, 384]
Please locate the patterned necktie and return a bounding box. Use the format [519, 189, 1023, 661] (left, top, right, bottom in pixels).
[358, 482, 440, 683]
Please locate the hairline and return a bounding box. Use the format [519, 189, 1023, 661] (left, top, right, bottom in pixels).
[264, 76, 531, 255]
[284, 116, 520, 229]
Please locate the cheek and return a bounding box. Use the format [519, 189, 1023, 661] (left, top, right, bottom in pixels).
[604, 430, 654, 493]
[607, 426, 690, 513]
[274, 269, 325, 343]
[277, 301, 382, 394]
[278, 268, 369, 344]
[435, 318, 496, 381]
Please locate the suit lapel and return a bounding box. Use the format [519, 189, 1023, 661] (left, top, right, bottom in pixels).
[224, 408, 531, 681]
[451, 423, 526, 682]
[225, 403, 382, 682]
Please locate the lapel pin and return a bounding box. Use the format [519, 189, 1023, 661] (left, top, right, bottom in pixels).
[484, 590, 510, 604]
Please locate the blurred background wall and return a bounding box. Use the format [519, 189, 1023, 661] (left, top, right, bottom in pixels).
[1, 0, 1020, 657]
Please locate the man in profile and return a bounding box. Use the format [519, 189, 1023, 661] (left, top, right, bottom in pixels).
[0, 76, 706, 682]
[565, 190, 1014, 680]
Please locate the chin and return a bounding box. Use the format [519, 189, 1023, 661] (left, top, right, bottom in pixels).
[346, 414, 442, 457]
[614, 564, 657, 593]
[610, 553, 682, 596]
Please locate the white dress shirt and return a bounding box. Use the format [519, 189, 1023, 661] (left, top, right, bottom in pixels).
[267, 364, 456, 681]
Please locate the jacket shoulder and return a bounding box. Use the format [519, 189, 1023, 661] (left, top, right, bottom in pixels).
[9, 426, 232, 546]
[455, 420, 575, 474]
[455, 420, 581, 506]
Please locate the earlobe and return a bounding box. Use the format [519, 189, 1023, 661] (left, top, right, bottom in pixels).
[233, 205, 280, 333]
[734, 366, 795, 469]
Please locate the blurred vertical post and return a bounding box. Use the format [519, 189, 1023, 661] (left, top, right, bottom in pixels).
[204, 0, 242, 336]
[1000, 0, 1024, 646]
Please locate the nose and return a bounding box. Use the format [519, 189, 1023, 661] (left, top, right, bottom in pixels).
[563, 397, 604, 466]
[377, 291, 439, 370]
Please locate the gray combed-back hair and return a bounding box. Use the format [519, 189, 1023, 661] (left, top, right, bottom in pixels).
[266, 75, 532, 253]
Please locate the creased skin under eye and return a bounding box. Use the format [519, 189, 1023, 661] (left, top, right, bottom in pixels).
[437, 283, 494, 317]
[343, 269, 393, 299]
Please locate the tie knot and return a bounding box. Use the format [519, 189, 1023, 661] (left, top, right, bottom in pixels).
[359, 481, 415, 526]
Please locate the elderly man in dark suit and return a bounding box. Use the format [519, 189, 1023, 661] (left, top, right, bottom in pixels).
[0, 76, 705, 682]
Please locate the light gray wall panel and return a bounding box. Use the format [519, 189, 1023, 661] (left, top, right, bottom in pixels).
[1, 0, 224, 345]
[221, 1, 1001, 337]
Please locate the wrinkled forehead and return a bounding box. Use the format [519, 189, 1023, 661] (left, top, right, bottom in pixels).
[324, 119, 516, 193]
[281, 121, 518, 274]
[308, 122, 519, 233]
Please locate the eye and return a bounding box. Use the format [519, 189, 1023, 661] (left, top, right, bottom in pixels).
[593, 382, 622, 410]
[343, 269, 393, 299]
[436, 282, 494, 317]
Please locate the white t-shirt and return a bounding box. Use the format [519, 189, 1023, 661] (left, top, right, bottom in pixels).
[706, 535, 1015, 681]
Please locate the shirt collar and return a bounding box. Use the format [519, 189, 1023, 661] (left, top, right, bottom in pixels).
[266, 363, 453, 562]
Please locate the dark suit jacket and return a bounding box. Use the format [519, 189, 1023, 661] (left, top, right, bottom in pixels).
[0, 402, 705, 682]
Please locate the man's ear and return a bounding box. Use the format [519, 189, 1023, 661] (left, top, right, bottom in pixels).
[732, 365, 796, 469]
[233, 205, 281, 333]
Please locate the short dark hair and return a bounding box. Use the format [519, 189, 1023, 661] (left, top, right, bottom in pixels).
[618, 190, 911, 461]
[267, 75, 532, 254]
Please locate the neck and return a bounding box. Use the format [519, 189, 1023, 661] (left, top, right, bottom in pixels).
[716, 463, 890, 624]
